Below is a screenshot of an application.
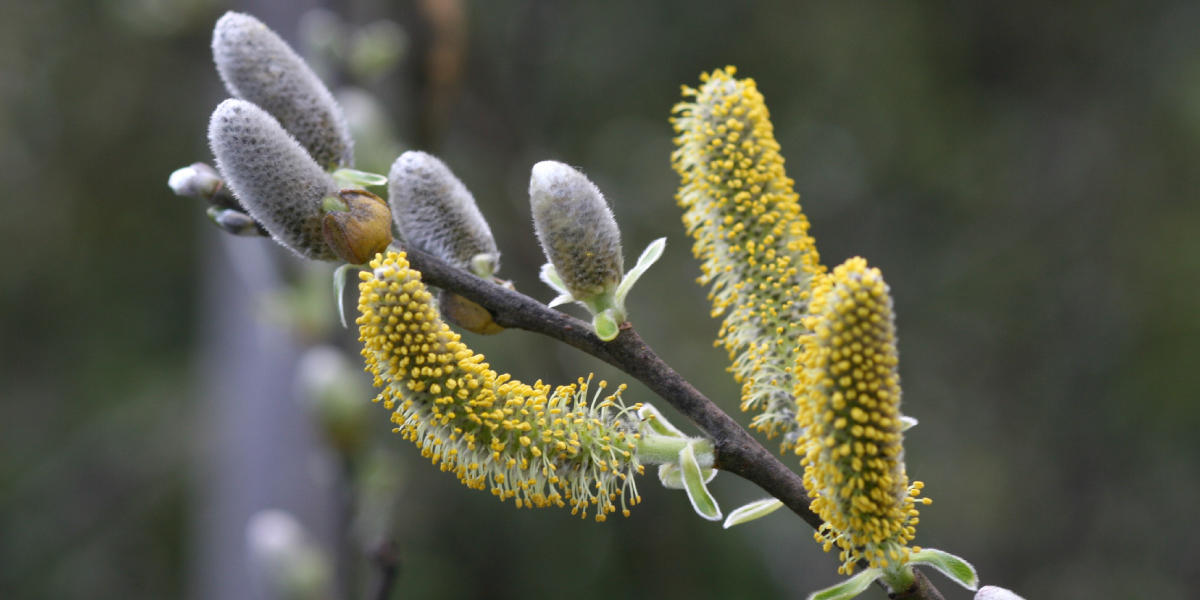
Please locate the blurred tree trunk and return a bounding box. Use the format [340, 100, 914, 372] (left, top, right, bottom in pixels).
[191, 234, 337, 600]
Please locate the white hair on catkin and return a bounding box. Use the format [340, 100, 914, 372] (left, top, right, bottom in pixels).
[213, 11, 353, 170]
[208, 98, 340, 260]
[529, 161, 624, 300]
[387, 151, 499, 273]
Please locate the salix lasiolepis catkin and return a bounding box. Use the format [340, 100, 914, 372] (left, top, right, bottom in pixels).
[213, 12, 353, 170]
[794, 257, 928, 575]
[209, 99, 341, 260]
[529, 161, 624, 302]
[357, 251, 644, 520]
[388, 151, 500, 275]
[671, 66, 824, 444]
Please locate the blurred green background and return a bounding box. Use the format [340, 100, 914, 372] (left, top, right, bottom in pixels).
[3, 0, 1198, 598]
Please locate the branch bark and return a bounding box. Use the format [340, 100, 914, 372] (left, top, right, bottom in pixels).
[400, 246, 947, 600]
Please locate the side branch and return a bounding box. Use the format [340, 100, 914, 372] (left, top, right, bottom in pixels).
[404, 246, 821, 526]
[391, 247, 946, 600]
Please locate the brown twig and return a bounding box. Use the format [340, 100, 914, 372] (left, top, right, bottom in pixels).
[399, 245, 946, 600]
[369, 538, 401, 600]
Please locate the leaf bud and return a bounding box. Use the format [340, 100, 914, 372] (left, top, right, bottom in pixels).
[205, 206, 267, 237]
[168, 162, 223, 200]
[438, 292, 504, 335]
[321, 189, 393, 265]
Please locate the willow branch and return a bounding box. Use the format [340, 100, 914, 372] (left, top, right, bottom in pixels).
[400, 246, 945, 600]
[403, 246, 818, 522]
[354, 246, 941, 599]
[369, 539, 401, 600]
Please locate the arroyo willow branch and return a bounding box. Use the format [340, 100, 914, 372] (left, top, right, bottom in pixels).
[400, 244, 820, 527]
[400, 245, 948, 600]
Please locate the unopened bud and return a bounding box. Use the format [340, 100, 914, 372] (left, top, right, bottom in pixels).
[439, 292, 504, 335]
[206, 206, 267, 237]
[321, 189, 393, 265]
[529, 161, 623, 301]
[209, 98, 341, 260]
[168, 162, 223, 199]
[387, 151, 499, 275]
[213, 11, 353, 170]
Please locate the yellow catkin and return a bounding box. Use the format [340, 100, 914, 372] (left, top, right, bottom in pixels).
[793, 257, 928, 574]
[357, 251, 643, 520]
[671, 66, 824, 445]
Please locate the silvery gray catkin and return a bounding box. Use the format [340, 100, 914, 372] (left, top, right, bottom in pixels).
[388, 151, 500, 275]
[213, 11, 353, 171]
[529, 161, 624, 300]
[209, 98, 341, 260]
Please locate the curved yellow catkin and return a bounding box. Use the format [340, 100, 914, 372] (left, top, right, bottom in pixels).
[671, 66, 824, 443]
[793, 257, 929, 575]
[357, 251, 644, 520]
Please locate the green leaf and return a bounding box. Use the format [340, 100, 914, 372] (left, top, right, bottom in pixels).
[908, 548, 979, 591]
[806, 568, 882, 600]
[722, 498, 784, 529]
[658, 462, 715, 490]
[658, 463, 684, 488]
[614, 237, 666, 312]
[638, 403, 687, 438]
[900, 416, 918, 432]
[593, 309, 619, 341]
[321, 195, 349, 212]
[548, 293, 574, 308]
[470, 253, 496, 279]
[333, 263, 355, 328]
[332, 168, 388, 188]
[679, 441, 721, 521]
[539, 263, 570, 296]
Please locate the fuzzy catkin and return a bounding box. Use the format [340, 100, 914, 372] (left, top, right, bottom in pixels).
[387, 151, 500, 274]
[213, 11, 353, 170]
[357, 251, 644, 520]
[209, 98, 340, 260]
[794, 257, 927, 574]
[671, 67, 825, 443]
[529, 161, 624, 300]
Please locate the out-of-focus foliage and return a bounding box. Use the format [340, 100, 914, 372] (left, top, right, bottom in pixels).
[2, 1, 1198, 599]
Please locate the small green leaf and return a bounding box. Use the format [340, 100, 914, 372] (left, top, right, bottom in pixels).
[806, 568, 882, 600]
[908, 548, 979, 591]
[614, 237, 666, 312]
[548, 294, 574, 308]
[333, 263, 355, 328]
[722, 498, 784, 528]
[639, 404, 687, 438]
[539, 263, 570, 297]
[658, 463, 715, 490]
[321, 195, 349, 212]
[658, 463, 685, 489]
[900, 416, 918, 431]
[679, 441, 721, 521]
[332, 168, 388, 188]
[593, 309, 619, 341]
[470, 253, 497, 279]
